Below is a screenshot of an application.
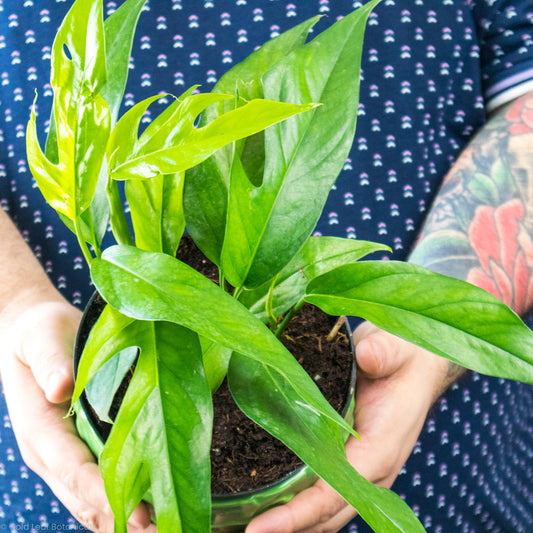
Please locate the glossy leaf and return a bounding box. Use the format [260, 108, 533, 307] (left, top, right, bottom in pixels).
[306, 261, 533, 383]
[229, 354, 425, 532]
[98, 320, 212, 532]
[126, 172, 186, 255]
[199, 338, 233, 393]
[241, 236, 391, 320]
[89, 245, 355, 437]
[183, 16, 320, 265]
[42, 0, 143, 248]
[84, 346, 138, 423]
[108, 90, 316, 181]
[26, 0, 111, 221]
[101, 0, 146, 123]
[221, 0, 379, 289]
[73, 303, 136, 403]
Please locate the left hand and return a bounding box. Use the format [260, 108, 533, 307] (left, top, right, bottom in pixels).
[246, 321, 459, 533]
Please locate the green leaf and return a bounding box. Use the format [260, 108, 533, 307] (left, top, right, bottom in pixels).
[108, 90, 315, 181]
[183, 155, 229, 265]
[98, 320, 212, 533]
[220, 1, 379, 289]
[107, 93, 168, 174]
[126, 172, 186, 255]
[228, 354, 425, 533]
[89, 245, 355, 437]
[73, 303, 136, 403]
[84, 346, 138, 423]
[199, 338, 233, 392]
[241, 236, 391, 320]
[27, 0, 111, 222]
[306, 261, 533, 383]
[183, 16, 319, 265]
[101, 0, 146, 124]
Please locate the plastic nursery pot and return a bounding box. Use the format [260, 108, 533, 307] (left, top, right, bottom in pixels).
[73, 292, 357, 532]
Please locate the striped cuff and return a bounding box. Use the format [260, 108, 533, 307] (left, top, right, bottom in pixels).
[486, 65, 533, 112]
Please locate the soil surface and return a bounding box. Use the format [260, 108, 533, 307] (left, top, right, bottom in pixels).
[76, 235, 354, 495]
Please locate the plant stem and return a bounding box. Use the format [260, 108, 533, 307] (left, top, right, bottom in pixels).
[74, 216, 94, 266]
[266, 276, 278, 330]
[233, 285, 244, 300]
[275, 298, 304, 338]
[106, 178, 134, 246]
[218, 269, 227, 292]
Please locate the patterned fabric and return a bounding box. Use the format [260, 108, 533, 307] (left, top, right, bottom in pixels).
[0, 1, 532, 531]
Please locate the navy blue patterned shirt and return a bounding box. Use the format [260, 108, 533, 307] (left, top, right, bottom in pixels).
[1, 1, 532, 531]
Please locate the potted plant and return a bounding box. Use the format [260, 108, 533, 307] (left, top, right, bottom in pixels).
[25, 0, 533, 532]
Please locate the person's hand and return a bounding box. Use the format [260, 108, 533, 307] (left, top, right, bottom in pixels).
[247, 321, 460, 533]
[0, 296, 156, 532]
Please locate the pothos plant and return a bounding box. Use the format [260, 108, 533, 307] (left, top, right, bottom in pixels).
[25, 0, 533, 531]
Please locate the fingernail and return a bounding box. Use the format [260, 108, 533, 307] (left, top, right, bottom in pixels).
[46, 369, 71, 401]
[128, 510, 151, 529]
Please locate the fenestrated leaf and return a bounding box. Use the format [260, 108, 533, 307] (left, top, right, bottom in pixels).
[106, 93, 168, 174]
[184, 16, 321, 266]
[98, 320, 212, 533]
[228, 354, 425, 533]
[305, 261, 533, 383]
[89, 245, 355, 438]
[108, 91, 317, 181]
[27, 0, 111, 221]
[241, 236, 391, 320]
[221, 0, 380, 289]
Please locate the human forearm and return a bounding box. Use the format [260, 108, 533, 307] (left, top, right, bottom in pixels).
[410, 91, 533, 315]
[0, 208, 65, 332]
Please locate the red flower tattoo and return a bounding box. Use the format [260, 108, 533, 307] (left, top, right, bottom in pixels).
[467, 199, 533, 315]
[506, 94, 533, 135]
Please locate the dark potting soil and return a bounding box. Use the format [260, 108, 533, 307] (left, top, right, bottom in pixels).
[176, 237, 354, 495]
[209, 305, 353, 494]
[77, 236, 354, 496]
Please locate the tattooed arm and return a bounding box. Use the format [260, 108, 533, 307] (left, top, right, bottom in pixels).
[247, 93, 533, 533]
[410, 91, 533, 382]
[411, 91, 533, 314]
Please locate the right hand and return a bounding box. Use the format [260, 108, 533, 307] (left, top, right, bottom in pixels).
[0, 297, 156, 532]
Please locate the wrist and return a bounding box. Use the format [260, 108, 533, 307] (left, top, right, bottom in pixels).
[0, 283, 68, 340]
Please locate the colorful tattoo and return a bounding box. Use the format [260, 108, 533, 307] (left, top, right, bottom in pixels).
[410, 92, 533, 317]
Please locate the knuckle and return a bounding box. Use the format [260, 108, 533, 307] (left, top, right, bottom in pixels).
[59, 466, 80, 496]
[75, 507, 106, 532]
[372, 448, 403, 485]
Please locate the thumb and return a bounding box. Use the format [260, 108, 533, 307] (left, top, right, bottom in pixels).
[13, 301, 81, 404]
[353, 322, 409, 379]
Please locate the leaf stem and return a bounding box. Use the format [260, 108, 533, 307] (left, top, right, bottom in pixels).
[218, 269, 226, 292]
[106, 178, 134, 246]
[266, 276, 278, 330]
[275, 298, 304, 338]
[73, 216, 94, 266]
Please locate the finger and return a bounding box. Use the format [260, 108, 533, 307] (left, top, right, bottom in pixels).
[246, 482, 350, 533]
[352, 322, 407, 378]
[14, 302, 80, 403]
[2, 352, 117, 525]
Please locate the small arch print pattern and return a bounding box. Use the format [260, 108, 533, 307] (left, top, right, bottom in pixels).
[1, 1, 533, 531]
